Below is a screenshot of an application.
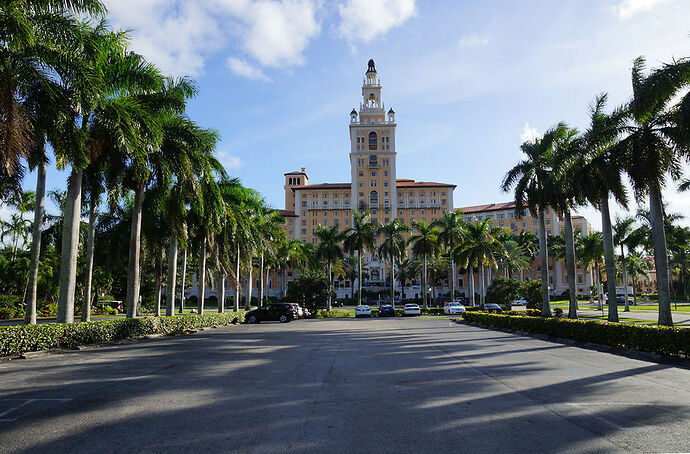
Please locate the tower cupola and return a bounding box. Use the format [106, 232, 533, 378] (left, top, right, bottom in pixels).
[350, 108, 358, 123]
[387, 108, 395, 122]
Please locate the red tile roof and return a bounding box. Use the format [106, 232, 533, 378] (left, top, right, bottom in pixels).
[284, 171, 307, 176]
[396, 179, 456, 188]
[457, 202, 516, 214]
[292, 183, 351, 190]
[278, 209, 297, 217]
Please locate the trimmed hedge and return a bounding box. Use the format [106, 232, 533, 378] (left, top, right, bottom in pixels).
[0, 312, 245, 357]
[463, 312, 690, 358]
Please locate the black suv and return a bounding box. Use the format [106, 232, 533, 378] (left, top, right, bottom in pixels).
[246, 304, 296, 324]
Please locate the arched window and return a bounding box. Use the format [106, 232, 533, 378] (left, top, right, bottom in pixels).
[369, 190, 378, 207]
[368, 131, 378, 150]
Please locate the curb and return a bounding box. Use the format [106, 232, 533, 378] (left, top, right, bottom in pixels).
[455, 319, 688, 368]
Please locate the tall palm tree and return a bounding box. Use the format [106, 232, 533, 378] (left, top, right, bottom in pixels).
[342, 210, 378, 306]
[432, 210, 465, 302]
[453, 220, 503, 309]
[408, 219, 439, 309]
[315, 224, 343, 311]
[255, 209, 285, 307]
[502, 126, 564, 316]
[395, 258, 415, 300]
[572, 94, 629, 322]
[515, 230, 538, 281]
[618, 57, 690, 326]
[378, 219, 408, 306]
[613, 216, 636, 311]
[342, 255, 359, 300]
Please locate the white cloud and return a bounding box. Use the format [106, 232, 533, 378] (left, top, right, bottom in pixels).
[458, 34, 489, 48]
[338, 0, 416, 43]
[227, 57, 270, 80]
[216, 151, 242, 170]
[520, 123, 539, 144]
[103, 0, 321, 78]
[614, 0, 672, 19]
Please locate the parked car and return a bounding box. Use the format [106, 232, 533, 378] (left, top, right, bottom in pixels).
[355, 305, 372, 317]
[443, 302, 466, 315]
[484, 303, 503, 313]
[403, 303, 421, 316]
[512, 298, 527, 306]
[293, 304, 305, 318]
[379, 305, 396, 317]
[246, 304, 295, 324]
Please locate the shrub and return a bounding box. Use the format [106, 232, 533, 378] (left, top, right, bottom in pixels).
[0, 295, 24, 320]
[317, 310, 354, 318]
[521, 280, 542, 310]
[463, 312, 690, 358]
[553, 308, 564, 317]
[486, 277, 521, 307]
[0, 312, 246, 357]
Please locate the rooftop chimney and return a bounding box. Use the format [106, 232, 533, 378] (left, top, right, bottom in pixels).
[301, 167, 306, 173]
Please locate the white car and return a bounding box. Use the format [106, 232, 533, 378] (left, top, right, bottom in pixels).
[294, 304, 305, 318]
[512, 299, 527, 306]
[443, 302, 466, 315]
[355, 305, 372, 317]
[403, 303, 421, 316]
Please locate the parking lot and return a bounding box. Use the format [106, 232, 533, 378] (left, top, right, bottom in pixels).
[1, 318, 690, 453]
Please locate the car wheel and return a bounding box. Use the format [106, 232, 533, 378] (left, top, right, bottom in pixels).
[279, 315, 289, 323]
[248, 315, 258, 324]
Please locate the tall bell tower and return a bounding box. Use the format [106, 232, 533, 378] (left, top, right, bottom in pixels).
[349, 59, 397, 223]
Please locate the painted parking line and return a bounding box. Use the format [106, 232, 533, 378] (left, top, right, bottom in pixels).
[0, 399, 72, 422]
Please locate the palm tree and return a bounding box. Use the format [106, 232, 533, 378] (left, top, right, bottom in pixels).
[276, 238, 303, 300]
[255, 209, 285, 307]
[342, 210, 378, 306]
[618, 57, 690, 326]
[626, 251, 651, 306]
[408, 219, 439, 309]
[453, 220, 503, 309]
[579, 232, 605, 310]
[378, 219, 408, 306]
[572, 94, 629, 322]
[395, 258, 415, 300]
[502, 126, 565, 316]
[315, 224, 343, 311]
[432, 211, 465, 302]
[613, 216, 636, 311]
[497, 239, 529, 279]
[342, 255, 359, 300]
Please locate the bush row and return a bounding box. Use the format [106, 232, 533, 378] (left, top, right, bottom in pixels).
[0, 312, 246, 357]
[463, 312, 690, 358]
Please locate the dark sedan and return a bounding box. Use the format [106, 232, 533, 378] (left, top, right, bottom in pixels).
[484, 303, 503, 313]
[246, 304, 295, 324]
[378, 305, 396, 317]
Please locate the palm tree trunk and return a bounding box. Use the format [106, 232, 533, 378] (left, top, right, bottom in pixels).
[390, 254, 395, 307]
[621, 244, 629, 312]
[166, 236, 177, 317]
[245, 261, 252, 310]
[537, 209, 551, 316]
[357, 249, 362, 305]
[235, 244, 240, 311]
[450, 253, 455, 302]
[596, 262, 603, 311]
[327, 261, 333, 311]
[81, 194, 98, 322]
[479, 265, 485, 309]
[217, 274, 225, 313]
[649, 183, 673, 326]
[180, 248, 187, 313]
[600, 195, 619, 322]
[57, 167, 83, 323]
[259, 250, 264, 307]
[564, 210, 578, 319]
[469, 267, 475, 306]
[422, 254, 428, 309]
[154, 248, 164, 317]
[125, 187, 144, 319]
[280, 267, 286, 299]
[632, 275, 638, 305]
[25, 159, 46, 325]
[197, 235, 207, 315]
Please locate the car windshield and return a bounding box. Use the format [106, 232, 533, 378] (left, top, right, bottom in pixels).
[404, 304, 417, 308]
[447, 303, 459, 306]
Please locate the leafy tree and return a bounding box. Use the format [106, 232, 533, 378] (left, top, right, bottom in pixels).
[432, 211, 465, 302]
[486, 276, 521, 308]
[285, 268, 331, 314]
[613, 215, 636, 311]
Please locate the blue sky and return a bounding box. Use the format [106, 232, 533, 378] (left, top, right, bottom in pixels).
[13, 0, 690, 230]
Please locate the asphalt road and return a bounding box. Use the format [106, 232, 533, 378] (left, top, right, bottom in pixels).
[1, 319, 690, 453]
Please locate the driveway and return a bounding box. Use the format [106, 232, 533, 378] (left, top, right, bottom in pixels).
[1, 318, 689, 453]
